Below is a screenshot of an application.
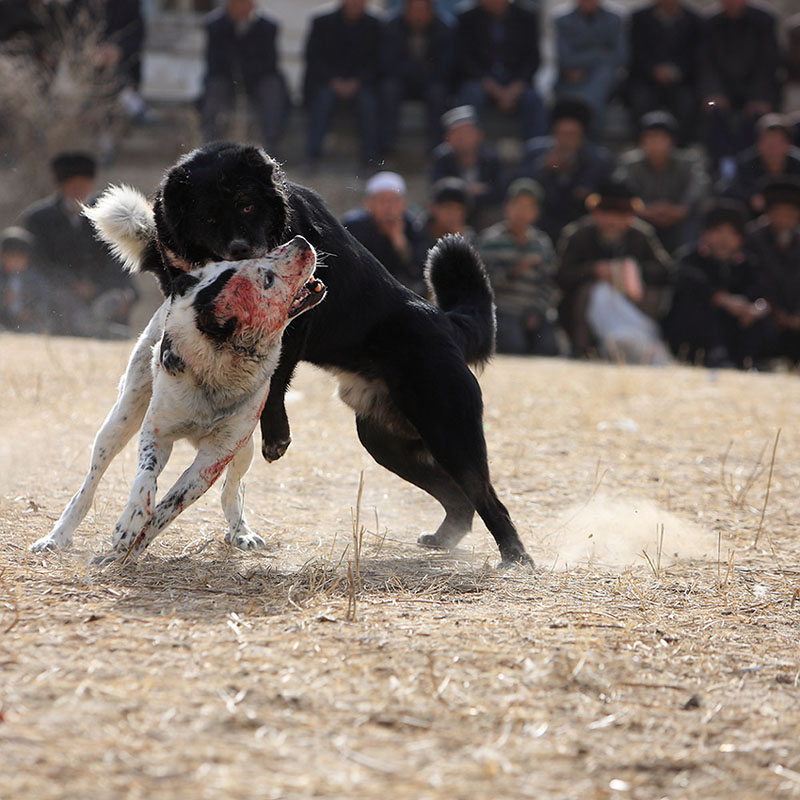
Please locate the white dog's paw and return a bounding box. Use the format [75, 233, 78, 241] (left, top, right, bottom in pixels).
[31, 530, 72, 553]
[225, 525, 267, 551]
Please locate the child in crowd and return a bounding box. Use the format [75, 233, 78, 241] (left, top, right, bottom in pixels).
[0, 227, 49, 333]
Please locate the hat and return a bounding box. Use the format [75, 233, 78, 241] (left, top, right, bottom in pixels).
[506, 177, 544, 203]
[756, 113, 792, 139]
[0, 226, 33, 254]
[585, 180, 643, 213]
[639, 110, 679, 139]
[50, 151, 97, 183]
[760, 175, 800, 209]
[701, 199, 747, 234]
[430, 177, 469, 206]
[365, 171, 406, 196]
[550, 97, 593, 131]
[441, 105, 479, 131]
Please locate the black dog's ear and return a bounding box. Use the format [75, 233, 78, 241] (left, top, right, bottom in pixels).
[239, 146, 292, 247]
[159, 332, 185, 375]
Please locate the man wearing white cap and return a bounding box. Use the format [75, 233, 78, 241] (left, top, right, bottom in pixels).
[343, 172, 427, 295]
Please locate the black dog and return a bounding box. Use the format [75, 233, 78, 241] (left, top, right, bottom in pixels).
[104, 142, 532, 567]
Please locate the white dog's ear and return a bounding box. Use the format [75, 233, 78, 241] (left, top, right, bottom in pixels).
[83, 184, 155, 273]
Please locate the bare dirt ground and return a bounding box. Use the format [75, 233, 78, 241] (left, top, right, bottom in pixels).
[2, 333, 800, 799]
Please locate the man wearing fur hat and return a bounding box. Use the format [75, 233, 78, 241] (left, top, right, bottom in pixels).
[556, 180, 673, 363]
[20, 151, 136, 337]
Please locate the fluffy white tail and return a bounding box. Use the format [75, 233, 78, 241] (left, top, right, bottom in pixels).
[83, 184, 155, 273]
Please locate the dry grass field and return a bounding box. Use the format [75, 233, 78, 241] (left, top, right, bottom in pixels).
[2, 332, 800, 799]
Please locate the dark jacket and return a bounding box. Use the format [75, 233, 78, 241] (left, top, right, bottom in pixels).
[453, 1, 540, 87]
[745, 219, 800, 314]
[557, 216, 673, 352]
[721, 146, 800, 212]
[699, 4, 780, 106]
[628, 2, 702, 90]
[204, 9, 282, 93]
[382, 11, 454, 88]
[303, 7, 384, 103]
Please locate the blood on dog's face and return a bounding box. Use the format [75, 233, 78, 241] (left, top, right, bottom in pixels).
[156, 143, 291, 268]
[170, 236, 324, 352]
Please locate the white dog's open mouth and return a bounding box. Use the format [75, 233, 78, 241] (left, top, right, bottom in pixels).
[288, 277, 326, 319]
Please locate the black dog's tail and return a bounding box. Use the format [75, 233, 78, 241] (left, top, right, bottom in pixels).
[425, 234, 496, 366]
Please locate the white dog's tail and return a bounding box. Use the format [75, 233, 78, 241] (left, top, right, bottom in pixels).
[83, 184, 155, 274]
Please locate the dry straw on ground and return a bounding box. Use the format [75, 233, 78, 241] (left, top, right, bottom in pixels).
[1, 333, 800, 799]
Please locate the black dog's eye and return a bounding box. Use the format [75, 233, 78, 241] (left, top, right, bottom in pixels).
[207, 217, 216, 225]
[240, 204, 254, 214]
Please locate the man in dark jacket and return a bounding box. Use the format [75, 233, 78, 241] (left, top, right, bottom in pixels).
[700, 0, 781, 172]
[342, 171, 428, 296]
[20, 152, 136, 337]
[303, 0, 383, 167]
[557, 181, 673, 362]
[667, 200, 770, 367]
[200, 0, 288, 152]
[626, 0, 702, 144]
[513, 98, 615, 244]
[453, 0, 546, 140]
[380, 0, 454, 155]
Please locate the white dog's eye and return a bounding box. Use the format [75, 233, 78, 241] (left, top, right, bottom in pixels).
[263, 271, 274, 288]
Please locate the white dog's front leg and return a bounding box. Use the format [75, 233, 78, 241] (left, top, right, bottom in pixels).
[221, 435, 265, 550]
[31, 314, 162, 553]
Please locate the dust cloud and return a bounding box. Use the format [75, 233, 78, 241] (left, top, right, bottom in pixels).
[536, 494, 717, 572]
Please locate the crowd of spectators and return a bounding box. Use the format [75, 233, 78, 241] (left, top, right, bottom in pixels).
[3, 0, 800, 370]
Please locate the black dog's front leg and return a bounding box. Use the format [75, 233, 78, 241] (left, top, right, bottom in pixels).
[260, 327, 304, 462]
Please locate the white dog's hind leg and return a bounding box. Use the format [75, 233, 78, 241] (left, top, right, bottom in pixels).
[31, 316, 161, 553]
[221, 435, 265, 551]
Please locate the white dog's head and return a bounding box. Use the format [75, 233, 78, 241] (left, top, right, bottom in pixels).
[162, 236, 325, 374]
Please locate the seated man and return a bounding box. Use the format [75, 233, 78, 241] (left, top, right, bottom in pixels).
[430, 105, 505, 228]
[667, 200, 770, 367]
[721, 114, 800, 216]
[700, 0, 781, 173]
[553, 0, 627, 138]
[19, 151, 136, 338]
[199, 0, 289, 153]
[342, 171, 427, 296]
[615, 111, 709, 254]
[0, 226, 50, 333]
[514, 98, 615, 244]
[626, 0, 702, 144]
[557, 181, 673, 363]
[477, 179, 560, 356]
[303, 0, 383, 168]
[417, 177, 475, 254]
[452, 0, 546, 140]
[745, 177, 800, 364]
[380, 0, 454, 155]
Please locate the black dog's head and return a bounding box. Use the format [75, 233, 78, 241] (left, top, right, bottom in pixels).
[154, 143, 292, 275]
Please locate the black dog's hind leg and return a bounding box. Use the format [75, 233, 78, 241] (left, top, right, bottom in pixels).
[355, 416, 475, 549]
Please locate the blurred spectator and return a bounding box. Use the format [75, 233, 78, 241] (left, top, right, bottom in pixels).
[0, 226, 49, 333]
[20, 151, 136, 338]
[557, 181, 673, 363]
[343, 171, 427, 295]
[700, 0, 781, 174]
[199, 0, 289, 153]
[721, 114, 800, 216]
[788, 14, 800, 84]
[514, 98, 615, 244]
[615, 111, 709, 254]
[417, 177, 475, 253]
[452, 0, 546, 140]
[553, 0, 627, 138]
[666, 200, 769, 368]
[303, 0, 383, 168]
[626, 0, 702, 145]
[430, 105, 504, 228]
[477, 178, 560, 355]
[385, 0, 467, 25]
[745, 177, 800, 364]
[380, 0, 454, 156]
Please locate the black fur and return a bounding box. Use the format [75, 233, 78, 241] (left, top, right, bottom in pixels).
[146, 142, 531, 567]
[159, 332, 185, 375]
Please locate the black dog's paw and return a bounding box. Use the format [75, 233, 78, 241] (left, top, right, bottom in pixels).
[160, 333, 185, 376]
[262, 436, 291, 462]
[497, 551, 536, 571]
